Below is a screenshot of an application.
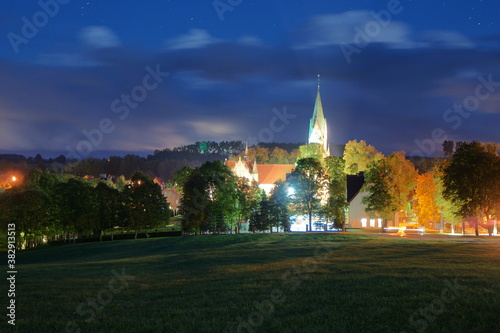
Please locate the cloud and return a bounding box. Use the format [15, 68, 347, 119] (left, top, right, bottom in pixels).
[186, 120, 241, 138]
[164, 29, 220, 50]
[294, 11, 413, 49]
[237, 36, 263, 46]
[419, 30, 475, 49]
[80, 26, 121, 49]
[294, 11, 476, 52]
[1, 22, 500, 158]
[0, 120, 36, 150]
[36, 53, 100, 67]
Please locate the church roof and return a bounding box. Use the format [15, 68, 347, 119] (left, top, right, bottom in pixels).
[224, 160, 257, 173]
[309, 87, 327, 138]
[257, 164, 295, 185]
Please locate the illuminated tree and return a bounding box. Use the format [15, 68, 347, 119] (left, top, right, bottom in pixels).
[434, 163, 460, 232]
[289, 157, 324, 231]
[443, 141, 500, 236]
[363, 152, 418, 229]
[299, 143, 325, 160]
[235, 179, 261, 232]
[323, 156, 347, 231]
[180, 161, 239, 234]
[269, 180, 292, 232]
[414, 172, 439, 228]
[343, 140, 383, 175]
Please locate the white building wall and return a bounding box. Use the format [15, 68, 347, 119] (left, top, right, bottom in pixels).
[347, 191, 391, 229]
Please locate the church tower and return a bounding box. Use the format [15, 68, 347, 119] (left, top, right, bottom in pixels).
[308, 75, 330, 156]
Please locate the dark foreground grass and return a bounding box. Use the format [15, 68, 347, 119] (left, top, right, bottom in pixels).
[4, 233, 500, 333]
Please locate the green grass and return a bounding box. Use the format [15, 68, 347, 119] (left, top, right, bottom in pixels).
[5, 233, 500, 332]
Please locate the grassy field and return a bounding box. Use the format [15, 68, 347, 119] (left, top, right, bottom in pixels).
[5, 233, 500, 332]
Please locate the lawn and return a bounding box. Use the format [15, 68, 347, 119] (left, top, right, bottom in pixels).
[6, 233, 500, 332]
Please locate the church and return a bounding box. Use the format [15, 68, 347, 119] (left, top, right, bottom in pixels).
[224, 76, 377, 229]
[308, 75, 330, 156]
[225, 76, 330, 194]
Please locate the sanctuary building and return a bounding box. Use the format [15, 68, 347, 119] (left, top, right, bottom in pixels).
[225, 77, 329, 194]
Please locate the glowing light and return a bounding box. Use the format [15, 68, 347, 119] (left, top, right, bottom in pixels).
[287, 187, 295, 196]
[12, 176, 17, 182]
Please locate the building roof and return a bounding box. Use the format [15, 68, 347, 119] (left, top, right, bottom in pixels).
[309, 90, 326, 136]
[308, 78, 329, 155]
[347, 174, 365, 203]
[224, 160, 257, 173]
[257, 164, 295, 185]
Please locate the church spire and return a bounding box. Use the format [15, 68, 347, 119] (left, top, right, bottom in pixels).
[308, 75, 329, 155]
[244, 140, 248, 161]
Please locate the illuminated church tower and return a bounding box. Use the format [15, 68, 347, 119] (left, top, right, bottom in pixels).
[308, 75, 330, 156]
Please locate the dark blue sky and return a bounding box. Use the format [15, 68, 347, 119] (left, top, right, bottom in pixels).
[1, 0, 499, 158]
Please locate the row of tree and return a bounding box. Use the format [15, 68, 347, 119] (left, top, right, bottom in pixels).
[0, 170, 170, 249]
[178, 149, 349, 234]
[180, 139, 500, 236]
[336, 140, 499, 235]
[178, 160, 294, 234]
[228, 146, 301, 164]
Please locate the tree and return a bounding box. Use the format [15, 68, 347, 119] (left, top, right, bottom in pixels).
[269, 147, 290, 164]
[362, 158, 395, 223]
[442, 141, 500, 236]
[343, 140, 383, 175]
[180, 161, 239, 234]
[199, 161, 239, 233]
[323, 156, 347, 231]
[120, 154, 143, 178]
[52, 178, 98, 242]
[289, 157, 324, 231]
[414, 172, 439, 229]
[235, 179, 261, 232]
[299, 143, 325, 160]
[363, 152, 418, 229]
[442, 140, 454, 158]
[125, 172, 170, 238]
[249, 192, 272, 232]
[95, 182, 127, 241]
[0, 188, 50, 249]
[173, 166, 194, 195]
[180, 169, 208, 234]
[269, 180, 292, 232]
[434, 163, 460, 233]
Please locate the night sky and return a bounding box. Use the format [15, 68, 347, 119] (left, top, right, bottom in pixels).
[1, 0, 500, 158]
